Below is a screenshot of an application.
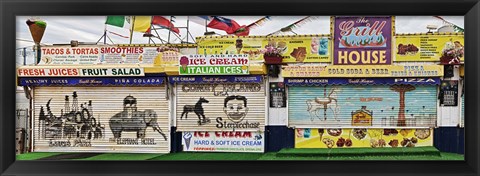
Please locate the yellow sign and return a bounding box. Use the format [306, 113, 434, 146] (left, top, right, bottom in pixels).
[266, 36, 331, 63]
[295, 128, 433, 148]
[197, 37, 264, 61]
[351, 107, 372, 126]
[196, 35, 332, 63]
[395, 34, 464, 62]
[460, 65, 464, 77]
[281, 65, 444, 77]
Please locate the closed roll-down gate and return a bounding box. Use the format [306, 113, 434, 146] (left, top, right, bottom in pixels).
[288, 85, 437, 128]
[33, 87, 169, 153]
[175, 82, 266, 132]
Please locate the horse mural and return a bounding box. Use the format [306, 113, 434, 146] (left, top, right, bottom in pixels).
[306, 86, 340, 121]
[180, 97, 210, 125]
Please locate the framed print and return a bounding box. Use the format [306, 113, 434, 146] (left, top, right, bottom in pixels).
[2, 0, 479, 176]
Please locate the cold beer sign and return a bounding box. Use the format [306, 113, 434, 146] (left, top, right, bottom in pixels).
[333, 16, 393, 65]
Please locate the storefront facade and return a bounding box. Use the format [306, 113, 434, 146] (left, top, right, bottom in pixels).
[166, 53, 267, 153]
[18, 67, 171, 153]
[16, 44, 197, 153]
[285, 78, 440, 148]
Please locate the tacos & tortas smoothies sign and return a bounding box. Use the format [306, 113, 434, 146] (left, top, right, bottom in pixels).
[179, 55, 249, 75]
[333, 16, 393, 65]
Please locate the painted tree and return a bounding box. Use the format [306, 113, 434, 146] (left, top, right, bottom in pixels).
[389, 85, 416, 126]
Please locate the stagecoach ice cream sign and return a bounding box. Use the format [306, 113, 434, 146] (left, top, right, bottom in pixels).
[333, 16, 393, 65]
[179, 55, 249, 75]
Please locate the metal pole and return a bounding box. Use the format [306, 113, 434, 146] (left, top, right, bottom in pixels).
[167, 16, 172, 44]
[130, 16, 135, 44]
[22, 47, 26, 65]
[186, 16, 190, 43]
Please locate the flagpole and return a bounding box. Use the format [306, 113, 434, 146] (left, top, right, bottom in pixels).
[167, 16, 173, 44]
[103, 24, 107, 44]
[148, 16, 153, 44]
[186, 16, 190, 43]
[129, 16, 135, 44]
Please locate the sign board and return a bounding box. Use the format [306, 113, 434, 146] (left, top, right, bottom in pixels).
[17, 68, 144, 77]
[196, 35, 332, 63]
[284, 78, 441, 86]
[178, 55, 249, 75]
[395, 34, 464, 62]
[182, 131, 264, 153]
[281, 65, 444, 77]
[295, 128, 433, 148]
[439, 80, 459, 106]
[332, 16, 393, 65]
[18, 77, 164, 86]
[38, 46, 188, 65]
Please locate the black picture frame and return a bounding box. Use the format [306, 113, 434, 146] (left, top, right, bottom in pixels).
[1, 0, 479, 176]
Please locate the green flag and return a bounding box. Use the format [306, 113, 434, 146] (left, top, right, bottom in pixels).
[105, 16, 132, 29]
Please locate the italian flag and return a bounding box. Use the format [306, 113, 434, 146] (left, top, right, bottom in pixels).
[105, 16, 151, 32]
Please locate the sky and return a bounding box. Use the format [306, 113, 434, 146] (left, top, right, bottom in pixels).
[15, 16, 464, 65]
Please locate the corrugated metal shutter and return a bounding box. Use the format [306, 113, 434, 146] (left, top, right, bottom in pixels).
[175, 83, 266, 132]
[288, 85, 437, 128]
[33, 86, 169, 153]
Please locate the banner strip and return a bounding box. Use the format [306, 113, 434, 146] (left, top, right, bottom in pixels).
[285, 78, 441, 86]
[18, 77, 164, 86]
[169, 76, 263, 84]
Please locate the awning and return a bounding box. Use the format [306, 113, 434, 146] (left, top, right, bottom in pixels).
[18, 76, 165, 86]
[169, 75, 263, 84]
[285, 78, 441, 86]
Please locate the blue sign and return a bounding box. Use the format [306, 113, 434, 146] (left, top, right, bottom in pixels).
[285, 78, 440, 86]
[169, 76, 263, 84]
[18, 77, 165, 86]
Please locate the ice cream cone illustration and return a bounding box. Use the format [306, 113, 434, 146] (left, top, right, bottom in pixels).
[26, 18, 47, 44]
[179, 56, 189, 72]
[236, 39, 243, 54]
[183, 132, 193, 150]
[241, 65, 248, 74]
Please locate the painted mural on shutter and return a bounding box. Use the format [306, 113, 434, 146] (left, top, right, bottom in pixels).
[288, 85, 437, 128]
[175, 83, 266, 132]
[33, 87, 169, 153]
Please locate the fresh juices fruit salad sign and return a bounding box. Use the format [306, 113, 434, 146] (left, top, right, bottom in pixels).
[179, 55, 249, 75]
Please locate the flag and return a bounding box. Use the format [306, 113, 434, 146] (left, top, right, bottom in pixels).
[150, 16, 180, 34]
[189, 16, 212, 26]
[132, 16, 152, 32]
[207, 16, 244, 34]
[105, 16, 131, 29]
[106, 16, 152, 32]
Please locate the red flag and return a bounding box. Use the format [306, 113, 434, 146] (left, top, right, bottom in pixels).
[150, 16, 180, 34]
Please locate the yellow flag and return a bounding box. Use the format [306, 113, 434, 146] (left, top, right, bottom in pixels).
[133, 16, 152, 32]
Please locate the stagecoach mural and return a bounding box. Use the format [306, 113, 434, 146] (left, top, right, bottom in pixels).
[34, 88, 169, 153]
[288, 85, 437, 128]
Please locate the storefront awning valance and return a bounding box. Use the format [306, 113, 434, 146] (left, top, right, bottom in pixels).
[18, 77, 165, 86]
[168, 75, 263, 84]
[285, 78, 441, 86]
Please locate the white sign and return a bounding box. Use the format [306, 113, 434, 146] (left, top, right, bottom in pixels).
[182, 131, 264, 153]
[17, 68, 144, 77]
[39, 46, 161, 65]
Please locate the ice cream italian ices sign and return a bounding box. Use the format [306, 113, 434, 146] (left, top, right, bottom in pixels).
[179, 55, 249, 75]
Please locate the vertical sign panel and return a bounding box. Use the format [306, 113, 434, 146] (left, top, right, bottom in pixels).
[333, 16, 393, 65]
